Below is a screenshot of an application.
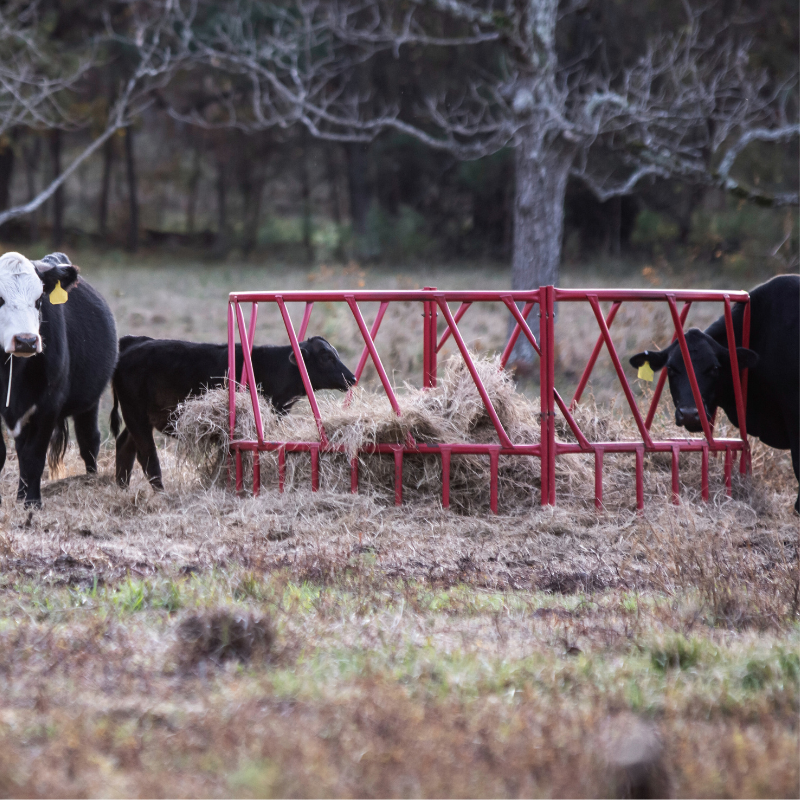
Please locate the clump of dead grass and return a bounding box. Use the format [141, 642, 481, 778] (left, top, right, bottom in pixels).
[175, 608, 274, 670]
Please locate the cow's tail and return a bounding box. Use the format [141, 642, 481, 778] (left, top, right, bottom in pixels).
[48, 417, 69, 478]
[110, 384, 122, 439]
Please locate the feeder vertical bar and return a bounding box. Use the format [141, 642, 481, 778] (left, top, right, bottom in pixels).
[298, 302, 314, 340]
[667, 297, 715, 444]
[278, 448, 286, 493]
[546, 286, 557, 505]
[724, 447, 732, 496]
[635, 446, 644, 511]
[701, 444, 709, 501]
[277, 297, 329, 446]
[571, 302, 621, 409]
[227, 301, 236, 489]
[311, 445, 319, 492]
[645, 302, 692, 430]
[490, 450, 499, 514]
[423, 287, 438, 388]
[393, 448, 403, 506]
[723, 296, 750, 472]
[253, 453, 260, 497]
[350, 457, 358, 493]
[594, 448, 604, 510]
[671, 445, 680, 504]
[441, 447, 451, 509]
[539, 289, 550, 505]
[740, 298, 752, 474]
[235, 449, 243, 494]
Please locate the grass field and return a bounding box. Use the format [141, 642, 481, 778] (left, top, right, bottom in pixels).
[0, 247, 797, 797]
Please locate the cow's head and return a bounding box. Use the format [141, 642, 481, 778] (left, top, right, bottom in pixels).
[289, 336, 357, 391]
[629, 329, 758, 432]
[0, 251, 79, 356]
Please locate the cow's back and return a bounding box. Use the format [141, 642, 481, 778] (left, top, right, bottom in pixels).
[114, 339, 230, 430]
[59, 279, 118, 416]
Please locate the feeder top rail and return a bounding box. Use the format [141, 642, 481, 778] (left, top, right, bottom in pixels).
[229, 287, 751, 304]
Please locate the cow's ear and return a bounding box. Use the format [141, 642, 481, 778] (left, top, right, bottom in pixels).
[287, 341, 309, 366]
[733, 347, 759, 370]
[630, 347, 670, 372]
[35, 264, 80, 294]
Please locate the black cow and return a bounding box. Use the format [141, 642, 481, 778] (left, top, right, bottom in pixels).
[111, 335, 356, 489]
[630, 274, 799, 511]
[0, 251, 118, 507]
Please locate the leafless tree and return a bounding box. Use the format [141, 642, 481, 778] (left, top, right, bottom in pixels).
[0, 1, 92, 137]
[183, 0, 798, 358]
[0, 0, 202, 228]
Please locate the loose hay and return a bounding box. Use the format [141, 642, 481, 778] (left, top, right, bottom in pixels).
[173, 352, 787, 516]
[175, 354, 547, 513]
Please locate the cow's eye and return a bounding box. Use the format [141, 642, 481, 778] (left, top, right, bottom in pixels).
[0, 297, 4, 308]
[35, 295, 43, 310]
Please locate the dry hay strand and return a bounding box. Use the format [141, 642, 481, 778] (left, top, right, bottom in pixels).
[175, 608, 274, 670]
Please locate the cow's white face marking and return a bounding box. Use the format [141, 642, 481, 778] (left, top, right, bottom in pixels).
[0, 252, 44, 355]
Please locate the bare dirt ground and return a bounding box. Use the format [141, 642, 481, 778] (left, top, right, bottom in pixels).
[0, 252, 797, 797]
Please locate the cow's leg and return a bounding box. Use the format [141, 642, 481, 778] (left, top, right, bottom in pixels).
[125, 422, 163, 490]
[72, 404, 101, 474]
[0, 425, 6, 504]
[119, 405, 164, 490]
[115, 428, 137, 488]
[15, 418, 55, 507]
[135, 435, 164, 490]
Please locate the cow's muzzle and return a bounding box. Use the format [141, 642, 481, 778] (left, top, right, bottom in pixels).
[11, 334, 39, 356]
[675, 407, 705, 432]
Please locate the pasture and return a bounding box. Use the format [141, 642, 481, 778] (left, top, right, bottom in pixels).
[0, 251, 797, 797]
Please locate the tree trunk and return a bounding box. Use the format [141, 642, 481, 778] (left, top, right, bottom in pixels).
[49, 130, 63, 248]
[124, 126, 139, 252]
[509, 128, 575, 368]
[98, 134, 114, 241]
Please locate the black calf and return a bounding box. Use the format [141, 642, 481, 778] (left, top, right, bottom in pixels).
[111, 336, 356, 489]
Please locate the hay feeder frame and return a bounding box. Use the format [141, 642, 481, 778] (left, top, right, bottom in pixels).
[227, 286, 751, 512]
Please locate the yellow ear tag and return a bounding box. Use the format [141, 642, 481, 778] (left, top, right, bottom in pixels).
[49, 280, 68, 305]
[637, 360, 654, 382]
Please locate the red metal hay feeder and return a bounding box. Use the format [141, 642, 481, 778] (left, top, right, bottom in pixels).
[227, 285, 751, 512]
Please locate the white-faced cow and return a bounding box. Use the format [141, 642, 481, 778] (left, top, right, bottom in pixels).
[0, 251, 118, 507]
[630, 274, 799, 511]
[110, 335, 356, 489]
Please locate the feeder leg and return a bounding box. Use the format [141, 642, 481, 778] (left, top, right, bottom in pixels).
[441, 448, 451, 509]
